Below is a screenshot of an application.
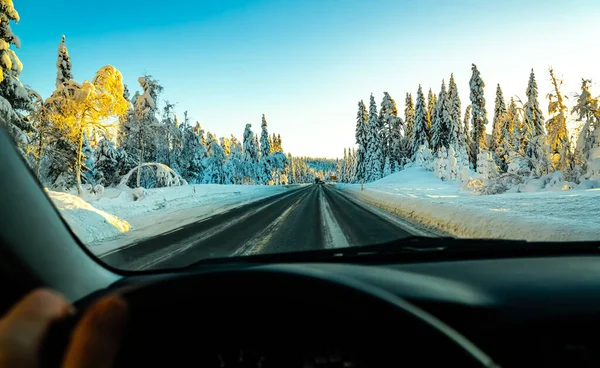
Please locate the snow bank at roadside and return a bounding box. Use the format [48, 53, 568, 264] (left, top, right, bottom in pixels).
[48, 184, 296, 251]
[339, 168, 600, 241]
[47, 190, 131, 244]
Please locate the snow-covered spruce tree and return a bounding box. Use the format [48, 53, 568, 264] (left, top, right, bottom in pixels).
[365, 94, 383, 182]
[463, 104, 474, 167]
[120, 75, 163, 188]
[354, 100, 369, 182]
[491, 84, 506, 153]
[447, 73, 462, 147]
[412, 85, 430, 158]
[524, 69, 545, 137]
[55, 35, 73, 88]
[404, 93, 415, 150]
[177, 124, 207, 183]
[242, 124, 259, 184]
[469, 64, 489, 166]
[220, 136, 231, 157]
[156, 101, 180, 168]
[430, 80, 451, 152]
[571, 79, 599, 176]
[383, 156, 392, 177]
[545, 68, 572, 171]
[379, 92, 403, 170]
[94, 136, 129, 186]
[0, 1, 35, 151]
[223, 135, 245, 184]
[202, 133, 226, 184]
[523, 69, 549, 175]
[506, 98, 518, 146]
[427, 88, 436, 135]
[258, 114, 273, 184]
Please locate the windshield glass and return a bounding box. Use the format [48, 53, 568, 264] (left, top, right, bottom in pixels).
[4, 0, 599, 271]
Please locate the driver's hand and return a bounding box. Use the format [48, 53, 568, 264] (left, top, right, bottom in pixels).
[0, 288, 127, 368]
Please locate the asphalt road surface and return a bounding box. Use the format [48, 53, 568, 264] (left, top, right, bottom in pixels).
[101, 184, 423, 270]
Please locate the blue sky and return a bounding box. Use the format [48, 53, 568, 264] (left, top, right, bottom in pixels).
[15, 0, 600, 158]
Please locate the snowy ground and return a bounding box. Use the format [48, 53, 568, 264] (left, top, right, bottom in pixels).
[48, 184, 296, 256]
[337, 168, 600, 242]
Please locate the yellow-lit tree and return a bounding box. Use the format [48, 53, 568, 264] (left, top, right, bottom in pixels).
[45, 65, 128, 195]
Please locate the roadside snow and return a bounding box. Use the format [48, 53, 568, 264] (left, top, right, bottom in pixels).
[339, 168, 600, 242]
[48, 184, 296, 255]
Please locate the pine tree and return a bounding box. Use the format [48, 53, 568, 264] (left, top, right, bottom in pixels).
[94, 137, 128, 186]
[427, 88, 436, 135]
[524, 69, 545, 137]
[523, 69, 548, 170]
[571, 79, 599, 172]
[354, 100, 369, 182]
[120, 75, 163, 188]
[412, 85, 429, 157]
[491, 84, 507, 152]
[546, 68, 571, 171]
[383, 156, 391, 177]
[258, 114, 273, 184]
[0, 1, 34, 150]
[447, 73, 462, 147]
[202, 133, 226, 184]
[379, 92, 402, 170]
[404, 93, 415, 148]
[463, 104, 474, 167]
[431, 80, 451, 152]
[365, 94, 383, 181]
[55, 35, 73, 88]
[220, 136, 231, 157]
[243, 124, 259, 184]
[469, 64, 489, 166]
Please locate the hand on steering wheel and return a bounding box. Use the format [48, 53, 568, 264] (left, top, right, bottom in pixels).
[0, 289, 127, 368]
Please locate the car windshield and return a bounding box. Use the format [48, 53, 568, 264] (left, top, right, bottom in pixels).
[3, 0, 599, 271]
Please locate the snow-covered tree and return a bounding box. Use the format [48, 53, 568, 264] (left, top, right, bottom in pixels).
[491, 84, 506, 153]
[0, 1, 34, 151]
[365, 94, 383, 181]
[447, 73, 462, 147]
[243, 123, 259, 183]
[380, 92, 402, 170]
[430, 80, 451, 152]
[177, 124, 207, 183]
[463, 104, 474, 166]
[523, 69, 549, 173]
[412, 85, 430, 157]
[44, 67, 129, 194]
[156, 101, 180, 168]
[118, 75, 163, 189]
[354, 100, 368, 182]
[81, 132, 100, 186]
[469, 64, 489, 166]
[202, 133, 226, 184]
[572, 79, 599, 174]
[427, 88, 436, 135]
[524, 69, 545, 137]
[94, 136, 129, 186]
[545, 68, 572, 171]
[404, 93, 415, 150]
[55, 35, 73, 88]
[383, 156, 392, 177]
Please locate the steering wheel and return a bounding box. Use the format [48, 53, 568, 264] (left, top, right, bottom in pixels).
[41, 264, 500, 367]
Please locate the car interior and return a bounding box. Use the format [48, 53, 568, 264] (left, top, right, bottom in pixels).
[2, 123, 600, 367]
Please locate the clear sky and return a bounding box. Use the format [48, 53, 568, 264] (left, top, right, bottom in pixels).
[14, 0, 600, 158]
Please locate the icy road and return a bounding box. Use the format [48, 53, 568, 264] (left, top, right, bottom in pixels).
[100, 184, 430, 270]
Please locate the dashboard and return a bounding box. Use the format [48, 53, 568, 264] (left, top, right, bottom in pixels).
[101, 255, 600, 367]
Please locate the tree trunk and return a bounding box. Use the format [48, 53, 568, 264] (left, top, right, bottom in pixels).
[36, 128, 44, 180]
[76, 125, 84, 196]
